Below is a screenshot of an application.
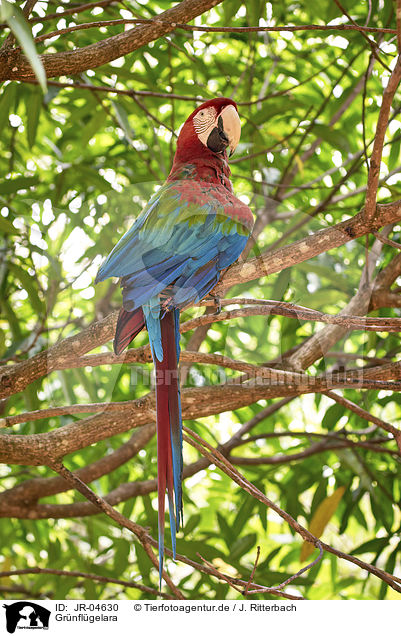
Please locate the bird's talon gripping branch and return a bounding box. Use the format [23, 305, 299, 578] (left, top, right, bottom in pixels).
[95, 98, 254, 587]
[211, 294, 222, 315]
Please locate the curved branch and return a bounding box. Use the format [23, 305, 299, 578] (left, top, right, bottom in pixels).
[0, 425, 154, 504]
[0, 0, 225, 82]
[0, 420, 397, 520]
[2, 199, 401, 402]
[216, 200, 401, 292]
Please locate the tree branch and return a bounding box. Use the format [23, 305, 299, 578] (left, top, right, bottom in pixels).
[183, 427, 401, 595]
[0, 0, 225, 82]
[215, 200, 401, 293]
[2, 198, 401, 402]
[0, 567, 174, 598]
[364, 56, 401, 220]
[49, 460, 184, 598]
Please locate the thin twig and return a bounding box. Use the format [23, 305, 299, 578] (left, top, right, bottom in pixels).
[183, 427, 401, 595]
[0, 567, 173, 598]
[196, 552, 303, 600]
[246, 542, 324, 595]
[332, 0, 391, 70]
[372, 230, 401, 250]
[242, 546, 261, 596]
[324, 389, 401, 453]
[49, 461, 184, 598]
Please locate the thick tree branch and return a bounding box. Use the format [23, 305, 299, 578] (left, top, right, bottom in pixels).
[2, 199, 401, 401]
[0, 0, 225, 82]
[0, 425, 154, 504]
[2, 363, 401, 465]
[215, 200, 401, 293]
[364, 56, 401, 220]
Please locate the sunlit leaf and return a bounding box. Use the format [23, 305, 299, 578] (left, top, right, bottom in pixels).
[1, 1, 47, 92]
[301, 487, 346, 561]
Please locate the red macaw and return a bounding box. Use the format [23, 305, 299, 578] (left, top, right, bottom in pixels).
[96, 97, 254, 584]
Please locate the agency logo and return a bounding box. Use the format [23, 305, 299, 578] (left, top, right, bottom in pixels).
[3, 602, 50, 633]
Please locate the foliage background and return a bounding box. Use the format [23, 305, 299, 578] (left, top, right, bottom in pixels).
[0, 0, 401, 600]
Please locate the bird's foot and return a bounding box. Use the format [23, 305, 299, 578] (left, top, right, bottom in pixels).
[210, 294, 222, 315]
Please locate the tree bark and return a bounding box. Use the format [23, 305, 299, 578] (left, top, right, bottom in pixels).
[0, 0, 224, 82]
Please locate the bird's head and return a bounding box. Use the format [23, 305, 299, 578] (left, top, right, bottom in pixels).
[174, 97, 241, 165]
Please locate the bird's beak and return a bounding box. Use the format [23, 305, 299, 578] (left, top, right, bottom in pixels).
[220, 104, 241, 156]
[205, 104, 241, 157]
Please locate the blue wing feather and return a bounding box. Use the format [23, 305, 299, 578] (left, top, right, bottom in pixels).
[96, 173, 253, 588]
[96, 181, 249, 320]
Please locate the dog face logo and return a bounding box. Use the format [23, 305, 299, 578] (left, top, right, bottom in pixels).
[3, 602, 50, 633]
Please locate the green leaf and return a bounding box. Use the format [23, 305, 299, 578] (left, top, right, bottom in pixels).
[230, 533, 257, 561]
[270, 267, 291, 301]
[2, 1, 47, 92]
[310, 479, 328, 518]
[121, 498, 135, 520]
[322, 403, 344, 430]
[257, 500, 268, 531]
[351, 537, 389, 556]
[388, 137, 400, 172]
[113, 538, 130, 577]
[136, 543, 152, 580]
[217, 511, 234, 545]
[26, 87, 42, 148]
[250, 97, 305, 127]
[339, 488, 364, 534]
[313, 123, 351, 153]
[233, 496, 256, 536]
[0, 215, 17, 234]
[0, 328, 6, 356]
[7, 262, 44, 314]
[260, 546, 283, 569]
[0, 83, 16, 131]
[112, 101, 135, 142]
[185, 514, 201, 535]
[80, 108, 108, 146]
[297, 262, 351, 292]
[0, 0, 13, 19]
[175, 539, 223, 562]
[223, 0, 242, 23]
[379, 545, 398, 599]
[0, 176, 39, 194]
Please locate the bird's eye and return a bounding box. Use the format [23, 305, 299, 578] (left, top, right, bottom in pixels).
[193, 107, 216, 136]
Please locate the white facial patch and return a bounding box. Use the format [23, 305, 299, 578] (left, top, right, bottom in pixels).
[193, 106, 217, 144]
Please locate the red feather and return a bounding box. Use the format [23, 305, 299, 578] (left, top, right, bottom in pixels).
[114, 307, 145, 355]
[155, 311, 182, 582]
[170, 97, 238, 170]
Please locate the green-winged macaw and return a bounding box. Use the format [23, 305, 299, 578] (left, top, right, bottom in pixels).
[96, 97, 254, 583]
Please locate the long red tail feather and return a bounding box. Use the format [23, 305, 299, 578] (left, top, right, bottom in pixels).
[155, 310, 182, 585]
[114, 307, 145, 355]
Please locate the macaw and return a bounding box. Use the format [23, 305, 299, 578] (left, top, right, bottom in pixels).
[96, 97, 254, 584]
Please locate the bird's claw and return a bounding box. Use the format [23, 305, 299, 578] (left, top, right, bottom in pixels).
[211, 295, 222, 315]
